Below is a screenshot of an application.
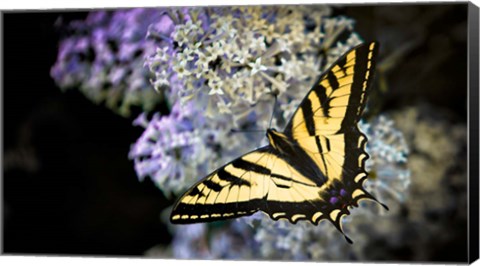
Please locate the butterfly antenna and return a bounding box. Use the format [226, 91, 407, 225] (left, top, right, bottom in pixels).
[230, 129, 265, 134]
[268, 92, 278, 129]
[230, 91, 277, 134]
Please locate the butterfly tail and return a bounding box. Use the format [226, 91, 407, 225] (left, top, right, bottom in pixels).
[328, 214, 353, 244]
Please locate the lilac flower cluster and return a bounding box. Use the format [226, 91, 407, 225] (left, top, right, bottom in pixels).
[50, 9, 168, 117]
[128, 101, 207, 197]
[132, 6, 411, 261]
[145, 6, 361, 124]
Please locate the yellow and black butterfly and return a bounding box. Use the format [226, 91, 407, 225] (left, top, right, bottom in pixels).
[170, 42, 386, 243]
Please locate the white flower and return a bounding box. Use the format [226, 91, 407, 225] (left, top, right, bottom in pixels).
[307, 26, 325, 43]
[248, 57, 268, 76]
[151, 70, 170, 91]
[275, 38, 291, 53]
[176, 48, 194, 62]
[172, 60, 191, 79]
[185, 19, 203, 34]
[217, 98, 232, 114]
[155, 46, 170, 62]
[278, 57, 304, 81]
[250, 35, 267, 54]
[251, 17, 268, 31]
[172, 27, 190, 46]
[263, 24, 280, 43]
[208, 75, 224, 95]
[232, 48, 252, 64]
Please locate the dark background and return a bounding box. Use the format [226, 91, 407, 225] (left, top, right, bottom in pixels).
[2, 3, 469, 259]
[3, 11, 173, 255]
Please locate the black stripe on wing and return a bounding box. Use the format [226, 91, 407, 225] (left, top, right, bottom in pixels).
[217, 167, 251, 186]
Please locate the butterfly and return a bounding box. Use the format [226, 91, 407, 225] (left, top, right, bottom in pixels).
[170, 42, 386, 243]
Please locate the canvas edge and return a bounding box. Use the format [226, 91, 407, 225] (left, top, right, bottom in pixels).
[468, 1, 480, 264]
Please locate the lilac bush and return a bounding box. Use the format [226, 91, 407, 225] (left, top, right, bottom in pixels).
[51, 5, 411, 261]
[131, 6, 411, 260]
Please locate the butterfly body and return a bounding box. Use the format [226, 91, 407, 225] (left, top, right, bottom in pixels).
[170, 42, 384, 243]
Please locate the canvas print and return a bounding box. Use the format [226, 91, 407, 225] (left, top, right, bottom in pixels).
[2, 2, 479, 263]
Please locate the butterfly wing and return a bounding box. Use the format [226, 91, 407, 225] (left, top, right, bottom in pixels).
[171, 146, 329, 224]
[283, 42, 380, 228]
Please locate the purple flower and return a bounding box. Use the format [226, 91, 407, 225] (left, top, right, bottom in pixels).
[128, 100, 223, 197]
[51, 8, 173, 117]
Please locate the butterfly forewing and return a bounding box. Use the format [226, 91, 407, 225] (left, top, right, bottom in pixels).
[285, 42, 378, 187]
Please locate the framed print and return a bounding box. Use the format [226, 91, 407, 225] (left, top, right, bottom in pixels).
[2, 2, 479, 263]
